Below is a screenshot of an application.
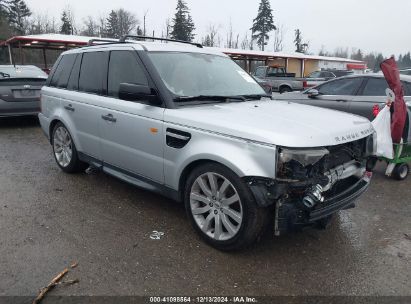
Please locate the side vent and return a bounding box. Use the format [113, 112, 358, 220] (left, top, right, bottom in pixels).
[166, 128, 191, 149]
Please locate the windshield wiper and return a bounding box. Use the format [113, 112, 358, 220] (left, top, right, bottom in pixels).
[174, 95, 246, 103]
[240, 94, 272, 100]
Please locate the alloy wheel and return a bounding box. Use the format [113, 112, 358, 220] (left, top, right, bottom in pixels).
[53, 126, 73, 168]
[190, 172, 243, 241]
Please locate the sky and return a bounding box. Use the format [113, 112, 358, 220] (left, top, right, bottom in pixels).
[25, 0, 411, 56]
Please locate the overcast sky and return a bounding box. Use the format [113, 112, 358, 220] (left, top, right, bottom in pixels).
[25, 0, 410, 56]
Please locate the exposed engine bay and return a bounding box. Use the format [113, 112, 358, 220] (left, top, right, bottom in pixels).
[246, 135, 375, 235]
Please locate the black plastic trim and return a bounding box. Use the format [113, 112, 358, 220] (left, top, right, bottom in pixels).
[78, 152, 180, 202]
[308, 178, 370, 222]
[166, 128, 191, 149]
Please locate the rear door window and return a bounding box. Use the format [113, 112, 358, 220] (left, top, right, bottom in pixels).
[79, 52, 108, 95]
[50, 54, 77, 88]
[108, 51, 149, 98]
[255, 67, 265, 77]
[67, 54, 82, 91]
[361, 78, 389, 96]
[402, 81, 411, 96]
[318, 77, 363, 95]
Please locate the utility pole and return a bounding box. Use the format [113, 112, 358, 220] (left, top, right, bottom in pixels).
[143, 10, 148, 36]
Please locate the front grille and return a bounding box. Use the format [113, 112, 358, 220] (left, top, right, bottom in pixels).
[322, 138, 367, 172]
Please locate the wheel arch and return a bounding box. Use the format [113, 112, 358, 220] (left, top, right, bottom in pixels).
[48, 117, 82, 152]
[279, 84, 292, 92]
[177, 159, 244, 200]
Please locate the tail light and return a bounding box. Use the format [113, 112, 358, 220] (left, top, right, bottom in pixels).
[303, 81, 308, 88]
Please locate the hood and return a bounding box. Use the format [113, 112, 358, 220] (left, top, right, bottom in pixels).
[164, 100, 374, 148]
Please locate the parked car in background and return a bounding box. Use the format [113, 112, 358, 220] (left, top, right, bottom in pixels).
[254, 66, 304, 93]
[39, 37, 375, 250]
[305, 69, 354, 88]
[274, 74, 411, 121]
[0, 65, 48, 117]
[400, 68, 411, 76]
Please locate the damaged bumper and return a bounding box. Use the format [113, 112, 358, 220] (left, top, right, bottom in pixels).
[245, 167, 372, 236]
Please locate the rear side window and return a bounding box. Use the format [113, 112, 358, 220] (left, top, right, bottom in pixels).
[79, 52, 108, 95]
[67, 54, 82, 91]
[50, 54, 77, 88]
[318, 77, 363, 95]
[108, 51, 149, 98]
[361, 78, 389, 96]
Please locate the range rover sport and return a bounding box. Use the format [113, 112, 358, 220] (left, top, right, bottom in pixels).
[39, 36, 376, 250]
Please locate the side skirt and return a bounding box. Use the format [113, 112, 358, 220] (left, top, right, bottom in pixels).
[78, 152, 181, 202]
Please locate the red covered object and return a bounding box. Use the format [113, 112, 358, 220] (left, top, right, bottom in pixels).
[372, 104, 380, 117]
[380, 57, 407, 143]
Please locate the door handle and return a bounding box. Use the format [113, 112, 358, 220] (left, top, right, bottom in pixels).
[101, 114, 117, 123]
[64, 104, 75, 112]
[336, 99, 348, 102]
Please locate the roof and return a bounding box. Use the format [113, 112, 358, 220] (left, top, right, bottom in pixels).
[214, 47, 365, 64]
[1, 34, 365, 64]
[340, 73, 411, 82]
[0, 34, 105, 47]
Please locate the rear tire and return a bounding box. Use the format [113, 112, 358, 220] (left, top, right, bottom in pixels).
[52, 122, 87, 174]
[279, 86, 292, 94]
[184, 163, 268, 251]
[392, 163, 409, 181]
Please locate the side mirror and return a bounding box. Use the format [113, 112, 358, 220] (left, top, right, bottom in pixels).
[118, 83, 162, 105]
[307, 89, 320, 98]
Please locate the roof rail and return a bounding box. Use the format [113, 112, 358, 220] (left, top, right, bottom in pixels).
[87, 38, 118, 46]
[119, 35, 203, 48]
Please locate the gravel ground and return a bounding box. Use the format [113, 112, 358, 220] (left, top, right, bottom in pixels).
[0, 116, 410, 298]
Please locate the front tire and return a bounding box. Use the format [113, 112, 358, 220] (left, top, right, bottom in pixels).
[184, 163, 268, 251]
[52, 122, 87, 173]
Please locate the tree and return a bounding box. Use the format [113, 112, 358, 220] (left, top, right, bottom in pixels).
[273, 24, 284, 52]
[116, 8, 138, 37]
[170, 0, 195, 42]
[351, 48, 364, 61]
[202, 24, 218, 47]
[333, 46, 349, 58]
[7, 0, 31, 34]
[60, 10, 73, 35]
[105, 9, 137, 39]
[105, 10, 119, 38]
[294, 29, 309, 53]
[81, 16, 98, 37]
[251, 0, 276, 51]
[318, 45, 328, 56]
[137, 25, 143, 36]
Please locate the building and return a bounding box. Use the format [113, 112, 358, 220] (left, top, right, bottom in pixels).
[217, 47, 367, 77]
[0, 34, 367, 76]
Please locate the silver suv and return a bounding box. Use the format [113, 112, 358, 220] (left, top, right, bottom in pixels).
[39, 36, 376, 250]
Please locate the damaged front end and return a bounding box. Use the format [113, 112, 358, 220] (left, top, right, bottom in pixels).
[246, 135, 376, 236]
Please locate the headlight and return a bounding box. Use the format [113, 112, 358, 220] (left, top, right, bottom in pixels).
[276, 148, 329, 180]
[278, 148, 329, 167]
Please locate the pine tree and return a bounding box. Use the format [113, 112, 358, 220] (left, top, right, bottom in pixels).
[170, 0, 195, 42]
[7, 0, 31, 34]
[106, 10, 119, 38]
[294, 29, 308, 53]
[60, 10, 73, 35]
[251, 0, 276, 51]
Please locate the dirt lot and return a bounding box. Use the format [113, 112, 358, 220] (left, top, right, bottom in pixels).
[0, 117, 410, 298]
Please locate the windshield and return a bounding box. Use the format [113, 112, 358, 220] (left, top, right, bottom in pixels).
[148, 52, 266, 98]
[308, 71, 322, 78]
